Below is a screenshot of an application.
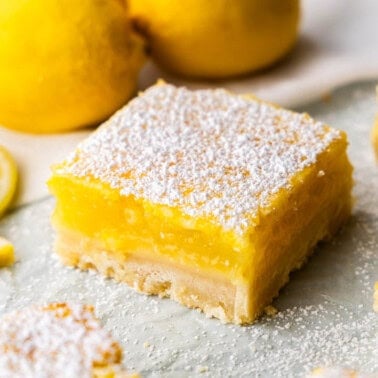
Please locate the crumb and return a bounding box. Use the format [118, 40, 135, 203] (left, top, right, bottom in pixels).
[264, 305, 278, 316]
[197, 365, 209, 373]
[321, 92, 332, 103]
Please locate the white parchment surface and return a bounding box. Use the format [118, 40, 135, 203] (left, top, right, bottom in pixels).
[0, 82, 377, 377]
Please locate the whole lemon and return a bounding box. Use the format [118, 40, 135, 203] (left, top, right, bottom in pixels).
[0, 0, 146, 133]
[129, 0, 299, 79]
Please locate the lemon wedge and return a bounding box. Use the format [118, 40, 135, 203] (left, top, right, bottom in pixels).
[0, 236, 15, 267]
[0, 145, 18, 216]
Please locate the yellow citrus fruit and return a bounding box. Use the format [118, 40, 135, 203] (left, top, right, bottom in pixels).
[129, 0, 300, 78]
[0, 0, 146, 133]
[0, 145, 18, 216]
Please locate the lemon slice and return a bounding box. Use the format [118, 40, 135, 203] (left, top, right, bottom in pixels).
[0, 236, 15, 267]
[0, 145, 18, 216]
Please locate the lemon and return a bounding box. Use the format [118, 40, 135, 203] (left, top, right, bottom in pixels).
[0, 0, 146, 133]
[129, 0, 299, 78]
[0, 145, 18, 216]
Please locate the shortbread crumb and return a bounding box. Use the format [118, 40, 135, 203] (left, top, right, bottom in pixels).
[264, 305, 278, 316]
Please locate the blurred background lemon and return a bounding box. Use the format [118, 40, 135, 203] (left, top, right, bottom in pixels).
[0, 0, 146, 133]
[0, 0, 300, 133]
[129, 0, 300, 78]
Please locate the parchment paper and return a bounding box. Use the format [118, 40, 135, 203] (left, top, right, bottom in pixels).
[0, 82, 377, 377]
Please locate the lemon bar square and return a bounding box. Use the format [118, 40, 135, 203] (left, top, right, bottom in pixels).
[49, 83, 353, 324]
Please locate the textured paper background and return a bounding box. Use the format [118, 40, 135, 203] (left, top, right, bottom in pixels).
[1, 0, 378, 207]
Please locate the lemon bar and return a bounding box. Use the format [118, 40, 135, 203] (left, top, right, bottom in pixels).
[0, 303, 136, 377]
[49, 83, 353, 324]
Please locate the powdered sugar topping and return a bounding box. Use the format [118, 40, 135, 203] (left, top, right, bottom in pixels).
[58, 84, 342, 233]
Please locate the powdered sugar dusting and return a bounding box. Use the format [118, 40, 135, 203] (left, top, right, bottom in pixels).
[0, 303, 121, 378]
[57, 84, 342, 233]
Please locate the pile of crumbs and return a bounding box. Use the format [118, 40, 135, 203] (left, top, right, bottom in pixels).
[0, 302, 120, 378]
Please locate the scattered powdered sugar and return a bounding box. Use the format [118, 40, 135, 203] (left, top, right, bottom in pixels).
[0, 303, 121, 378]
[58, 84, 342, 233]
